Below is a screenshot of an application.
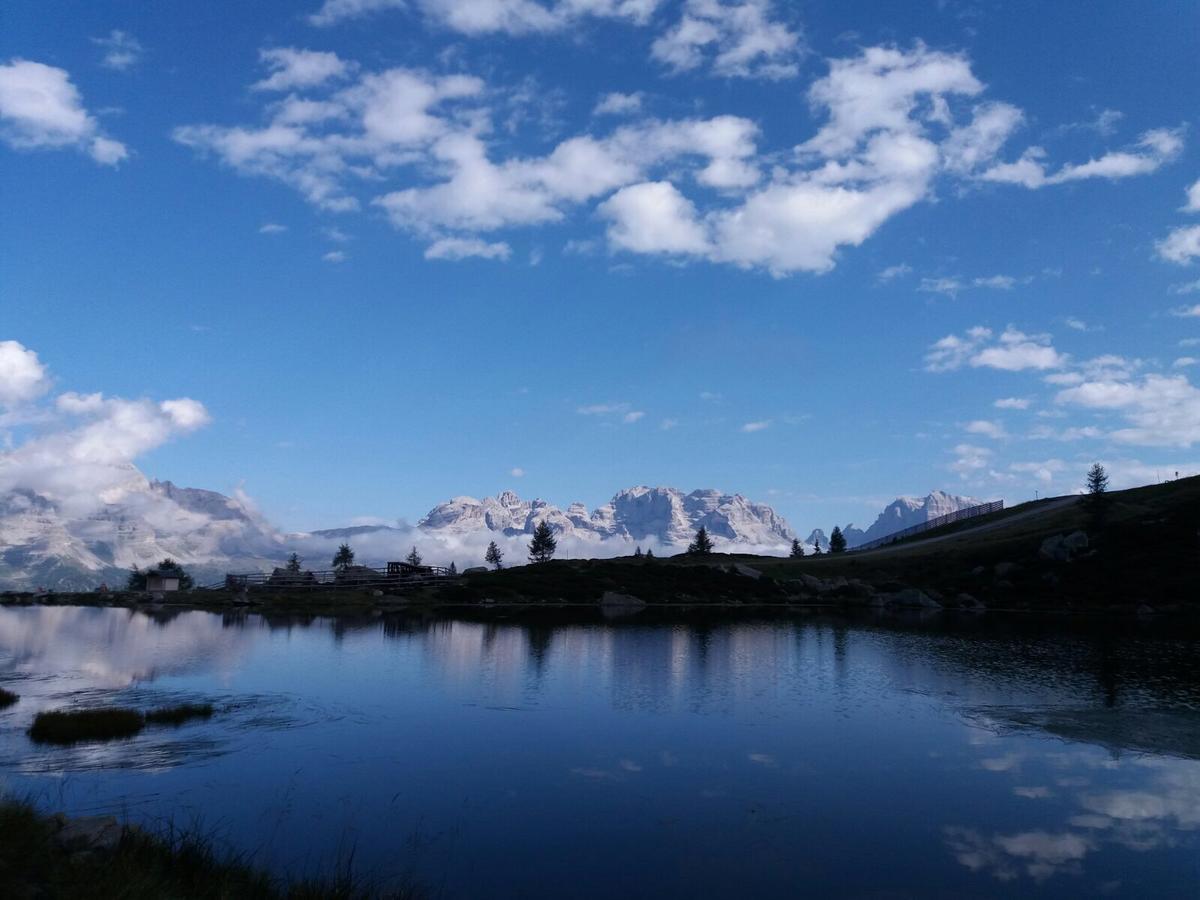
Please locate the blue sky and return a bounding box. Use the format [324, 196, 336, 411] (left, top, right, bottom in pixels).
[2, 0, 1199, 536]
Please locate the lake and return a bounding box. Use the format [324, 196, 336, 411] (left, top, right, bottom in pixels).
[1, 605, 1198, 897]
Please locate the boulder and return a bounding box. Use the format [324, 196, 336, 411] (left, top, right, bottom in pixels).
[799, 574, 831, 594]
[1040, 531, 1090, 562]
[733, 564, 763, 580]
[56, 816, 122, 853]
[463, 566, 488, 575]
[883, 588, 942, 609]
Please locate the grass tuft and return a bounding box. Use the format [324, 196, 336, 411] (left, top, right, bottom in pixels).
[28, 708, 145, 744]
[0, 687, 18, 710]
[144, 703, 214, 726]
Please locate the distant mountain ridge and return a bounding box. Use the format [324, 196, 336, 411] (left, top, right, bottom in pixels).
[0, 469, 981, 590]
[416, 486, 796, 546]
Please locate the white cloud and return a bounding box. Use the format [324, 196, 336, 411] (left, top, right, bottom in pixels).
[1056, 373, 1200, 447]
[308, 0, 660, 32]
[322, 250, 347, 262]
[982, 128, 1184, 189]
[259, 222, 288, 234]
[91, 30, 143, 71]
[253, 47, 353, 92]
[918, 277, 963, 298]
[1009, 458, 1065, 485]
[877, 263, 912, 282]
[1185, 178, 1200, 213]
[1158, 225, 1200, 265]
[600, 181, 711, 255]
[1169, 303, 1200, 317]
[973, 274, 1017, 290]
[741, 419, 770, 432]
[510, 467, 525, 477]
[994, 397, 1029, 410]
[623, 410, 646, 423]
[949, 443, 991, 477]
[0, 348, 212, 517]
[965, 419, 1007, 440]
[577, 402, 630, 415]
[424, 236, 512, 260]
[594, 92, 643, 116]
[699, 391, 723, 401]
[925, 326, 1066, 372]
[1173, 357, 1197, 369]
[0, 340, 50, 408]
[0, 59, 128, 165]
[660, 417, 679, 430]
[651, 0, 804, 80]
[1171, 279, 1200, 295]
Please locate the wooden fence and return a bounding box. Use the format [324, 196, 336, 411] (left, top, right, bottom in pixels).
[208, 564, 455, 592]
[853, 500, 1004, 551]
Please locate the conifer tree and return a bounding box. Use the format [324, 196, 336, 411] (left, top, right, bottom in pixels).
[634, 546, 643, 558]
[528, 521, 557, 563]
[830, 526, 847, 554]
[1086, 463, 1109, 495]
[485, 541, 504, 570]
[448, 561, 457, 576]
[790, 538, 804, 558]
[645, 548, 655, 560]
[286, 552, 303, 573]
[406, 546, 423, 567]
[332, 543, 355, 571]
[687, 526, 714, 555]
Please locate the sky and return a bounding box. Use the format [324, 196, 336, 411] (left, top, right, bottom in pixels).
[2, 0, 1200, 537]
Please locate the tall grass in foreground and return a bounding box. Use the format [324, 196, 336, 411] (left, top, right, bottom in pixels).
[0, 687, 18, 709]
[0, 797, 426, 899]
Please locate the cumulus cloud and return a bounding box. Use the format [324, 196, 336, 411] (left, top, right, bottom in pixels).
[741, 419, 770, 432]
[1185, 178, 1200, 213]
[994, 397, 1029, 410]
[253, 47, 353, 92]
[0, 59, 128, 165]
[91, 30, 143, 71]
[174, 41, 1181, 277]
[1055, 373, 1200, 447]
[259, 222, 288, 234]
[925, 326, 1066, 373]
[322, 250, 347, 262]
[308, 0, 660, 32]
[1170, 303, 1200, 317]
[651, 0, 804, 79]
[0, 346, 211, 517]
[0, 340, 50, 409]
[1157, 225, 1200, 265]
[982, 127, 1184, 189]
[965, 419, 1007, 440]
[593, 91, 643, 116]
[949, 443, 992, 478]
[877, 263, 912, 282]
[424, 236, 512, 260]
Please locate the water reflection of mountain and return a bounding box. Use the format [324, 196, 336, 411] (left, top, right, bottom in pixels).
[970, 706, 1200, 761]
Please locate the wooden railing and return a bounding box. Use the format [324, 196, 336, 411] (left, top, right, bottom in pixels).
[853, 500, 1004, 551]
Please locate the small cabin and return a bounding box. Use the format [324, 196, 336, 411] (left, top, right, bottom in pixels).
[145, 569, 181, 592]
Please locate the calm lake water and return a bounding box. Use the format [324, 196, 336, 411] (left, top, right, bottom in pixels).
[1, 605, 1198, 897]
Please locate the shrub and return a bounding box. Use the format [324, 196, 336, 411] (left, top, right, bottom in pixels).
[29, 708, 145, 744]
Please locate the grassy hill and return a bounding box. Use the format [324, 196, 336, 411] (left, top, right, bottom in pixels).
[436, 476, 1200, 613]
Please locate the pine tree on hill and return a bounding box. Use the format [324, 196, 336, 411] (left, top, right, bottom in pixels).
[634, 546, 643, 558]
[528, 521, 557, 563]
[332, 543, 355, 571]
[830, 526, 847, 554]
[485, 541, 504, 570]
[406, 546, 423, 567]
[286, 552, 303, 573]
[448, 561, 457, 576]
[645, 548, 655, 560]
[1086, 463, 1109, 495]
[790, 538, 804, 558]
[687, 526, 714, 556]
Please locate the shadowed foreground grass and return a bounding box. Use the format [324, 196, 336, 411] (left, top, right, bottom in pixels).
[0, 687, 18, 709]
[0, 799, 424, 899]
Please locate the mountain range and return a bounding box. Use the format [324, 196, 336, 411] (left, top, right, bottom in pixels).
[0, 470, 981, 590]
